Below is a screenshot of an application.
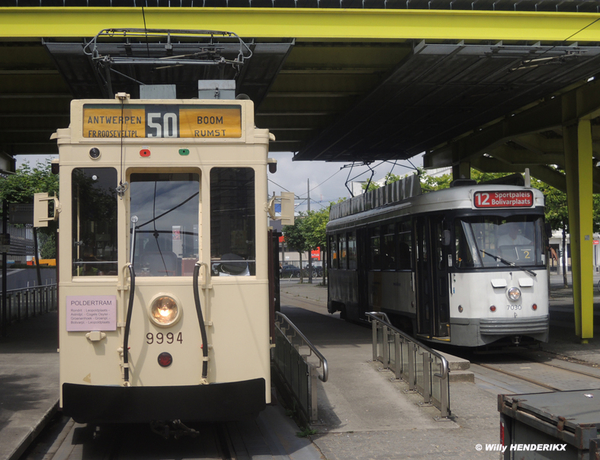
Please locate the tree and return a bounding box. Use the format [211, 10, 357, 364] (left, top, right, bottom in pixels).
[0, 161, 58, 205]
[282, 207, 330, 283]
[283, 215, 310, 282]
[0, 161, 59, 258]
[302, 208, 329, 252]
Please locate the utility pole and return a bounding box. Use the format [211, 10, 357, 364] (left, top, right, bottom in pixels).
[307, 179, 313, 284]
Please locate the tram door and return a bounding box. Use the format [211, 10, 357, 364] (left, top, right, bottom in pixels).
[415, 215, 451, 339]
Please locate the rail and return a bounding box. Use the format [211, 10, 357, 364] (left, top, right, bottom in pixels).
[273, 311, 328, 424]
[3, 284, 58, 324]
[366, 312, 451, 419]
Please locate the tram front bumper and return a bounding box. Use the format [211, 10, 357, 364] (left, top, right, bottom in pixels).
[62, 378, 266, 424]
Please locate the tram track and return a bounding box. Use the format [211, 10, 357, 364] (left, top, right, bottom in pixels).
[21, 417, 242, 460]
[470, 348, 600, 395]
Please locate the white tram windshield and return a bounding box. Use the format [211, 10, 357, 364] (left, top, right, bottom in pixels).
[455, 215, 544, 269]
[131, 173, 199, 277]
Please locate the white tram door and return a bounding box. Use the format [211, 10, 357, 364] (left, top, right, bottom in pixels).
[414, 215, 451, 340]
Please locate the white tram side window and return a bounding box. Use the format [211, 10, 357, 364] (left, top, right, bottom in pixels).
[382, 224, 396, 270]
[398, 221, 412, 270]
[347, 232, 357, 270]
[339, 233, 347, 269]
[130, 173, 200, 277]
[330, 235, 339, 269]
[369, 227, 381, 270]
[455, 216, 545, 269]
[210, 168, 255, 276]
[72, 168, 118, 277]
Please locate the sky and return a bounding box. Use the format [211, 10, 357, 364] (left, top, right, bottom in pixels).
[16, 152, 424, 215]
[266, 152, 424, 214]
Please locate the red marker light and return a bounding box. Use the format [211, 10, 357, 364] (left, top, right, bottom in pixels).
[140, 149, 151, 157]
[157, 352, 172, 367]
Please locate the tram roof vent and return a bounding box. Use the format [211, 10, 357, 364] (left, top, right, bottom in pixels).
[478, 173, 525, 187]
[450, 179, 477, 187]
[140, 84, 177, 99]
[199, 80, 236, 100]
[330, 173, 421, 221]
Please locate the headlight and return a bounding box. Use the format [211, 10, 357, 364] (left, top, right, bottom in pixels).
[507, 287, 521, 302]
[149, 294, 181, 327]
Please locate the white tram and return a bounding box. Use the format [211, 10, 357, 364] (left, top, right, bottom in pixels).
[327, 176, 549, 347]
[35, 95, 291, 423]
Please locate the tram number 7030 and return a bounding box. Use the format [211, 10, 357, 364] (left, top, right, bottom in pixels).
[146, 332, 183, 344]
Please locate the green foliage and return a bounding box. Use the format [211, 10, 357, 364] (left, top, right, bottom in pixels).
[283, 216, 311, 253]
[418, 168, 453, 192]
[529, 177, 569, 233]
[283, 208, 329, 253]
[361, 172, 402, 191]
[0, 160, 59, 258]
[296, 427, 318, 437]
[38, 231, 56, 259]
[0, 160, 58, 205]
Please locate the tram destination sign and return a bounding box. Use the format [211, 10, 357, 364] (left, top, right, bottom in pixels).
[473, 190, 534, 208]
[82, 104, 242, 139]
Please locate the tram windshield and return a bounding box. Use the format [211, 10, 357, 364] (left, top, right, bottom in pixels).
[454, 215, 544, 269]
[130, 173, 199, 276]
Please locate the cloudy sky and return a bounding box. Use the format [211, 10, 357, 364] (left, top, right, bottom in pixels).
[267, 152, 424, 214]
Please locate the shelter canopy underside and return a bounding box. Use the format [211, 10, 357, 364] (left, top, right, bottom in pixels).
[3, 6, 600, 176]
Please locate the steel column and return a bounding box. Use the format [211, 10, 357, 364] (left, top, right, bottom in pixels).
[563, 114, 595, 341]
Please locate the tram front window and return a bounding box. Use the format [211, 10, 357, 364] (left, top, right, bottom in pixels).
[72, 168, 118, 277]
[455, 216, 544, 269]
[130, 173, 199, 276]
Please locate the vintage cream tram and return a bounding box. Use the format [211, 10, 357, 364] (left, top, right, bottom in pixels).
[35, 94, 292, 423]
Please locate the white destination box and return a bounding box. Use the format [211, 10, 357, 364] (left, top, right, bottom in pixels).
[66, 295, 117, 332]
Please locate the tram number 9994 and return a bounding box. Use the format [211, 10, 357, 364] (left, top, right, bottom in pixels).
[146, 332, 183, 344]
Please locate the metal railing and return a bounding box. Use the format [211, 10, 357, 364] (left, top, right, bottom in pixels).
[273, 311, 328, 424]
[366, 312, 451, 419]
[4, 284, 58, 324]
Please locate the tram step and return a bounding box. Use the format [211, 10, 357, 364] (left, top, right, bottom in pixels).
[438, 351, 471, 371]
[448, 369, 475, 383]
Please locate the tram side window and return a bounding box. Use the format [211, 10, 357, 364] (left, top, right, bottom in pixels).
[210, 168, 255, 276]
[339, 233, 347, 269]
[455, 221, 475, 268]
[330, 235, 338, 269]
[382, 224, 396, 270]
[348, 231, 357, 270]
[398, 221, 412, 270]
[72, 168, 118, 277]
[130, 173, 200, 276]
[370, 227, 381, 270]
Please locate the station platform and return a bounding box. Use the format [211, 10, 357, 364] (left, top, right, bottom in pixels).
[2, 273, 600, 460]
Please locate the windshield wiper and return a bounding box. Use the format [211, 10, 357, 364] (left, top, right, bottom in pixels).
[479, 249, 536, 277]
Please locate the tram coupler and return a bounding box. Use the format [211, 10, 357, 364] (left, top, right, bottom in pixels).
[150, 419, 199, 439]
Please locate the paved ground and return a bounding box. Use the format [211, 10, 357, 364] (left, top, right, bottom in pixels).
[279, 273, 600, 459]
[2, 273, 600, 460]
